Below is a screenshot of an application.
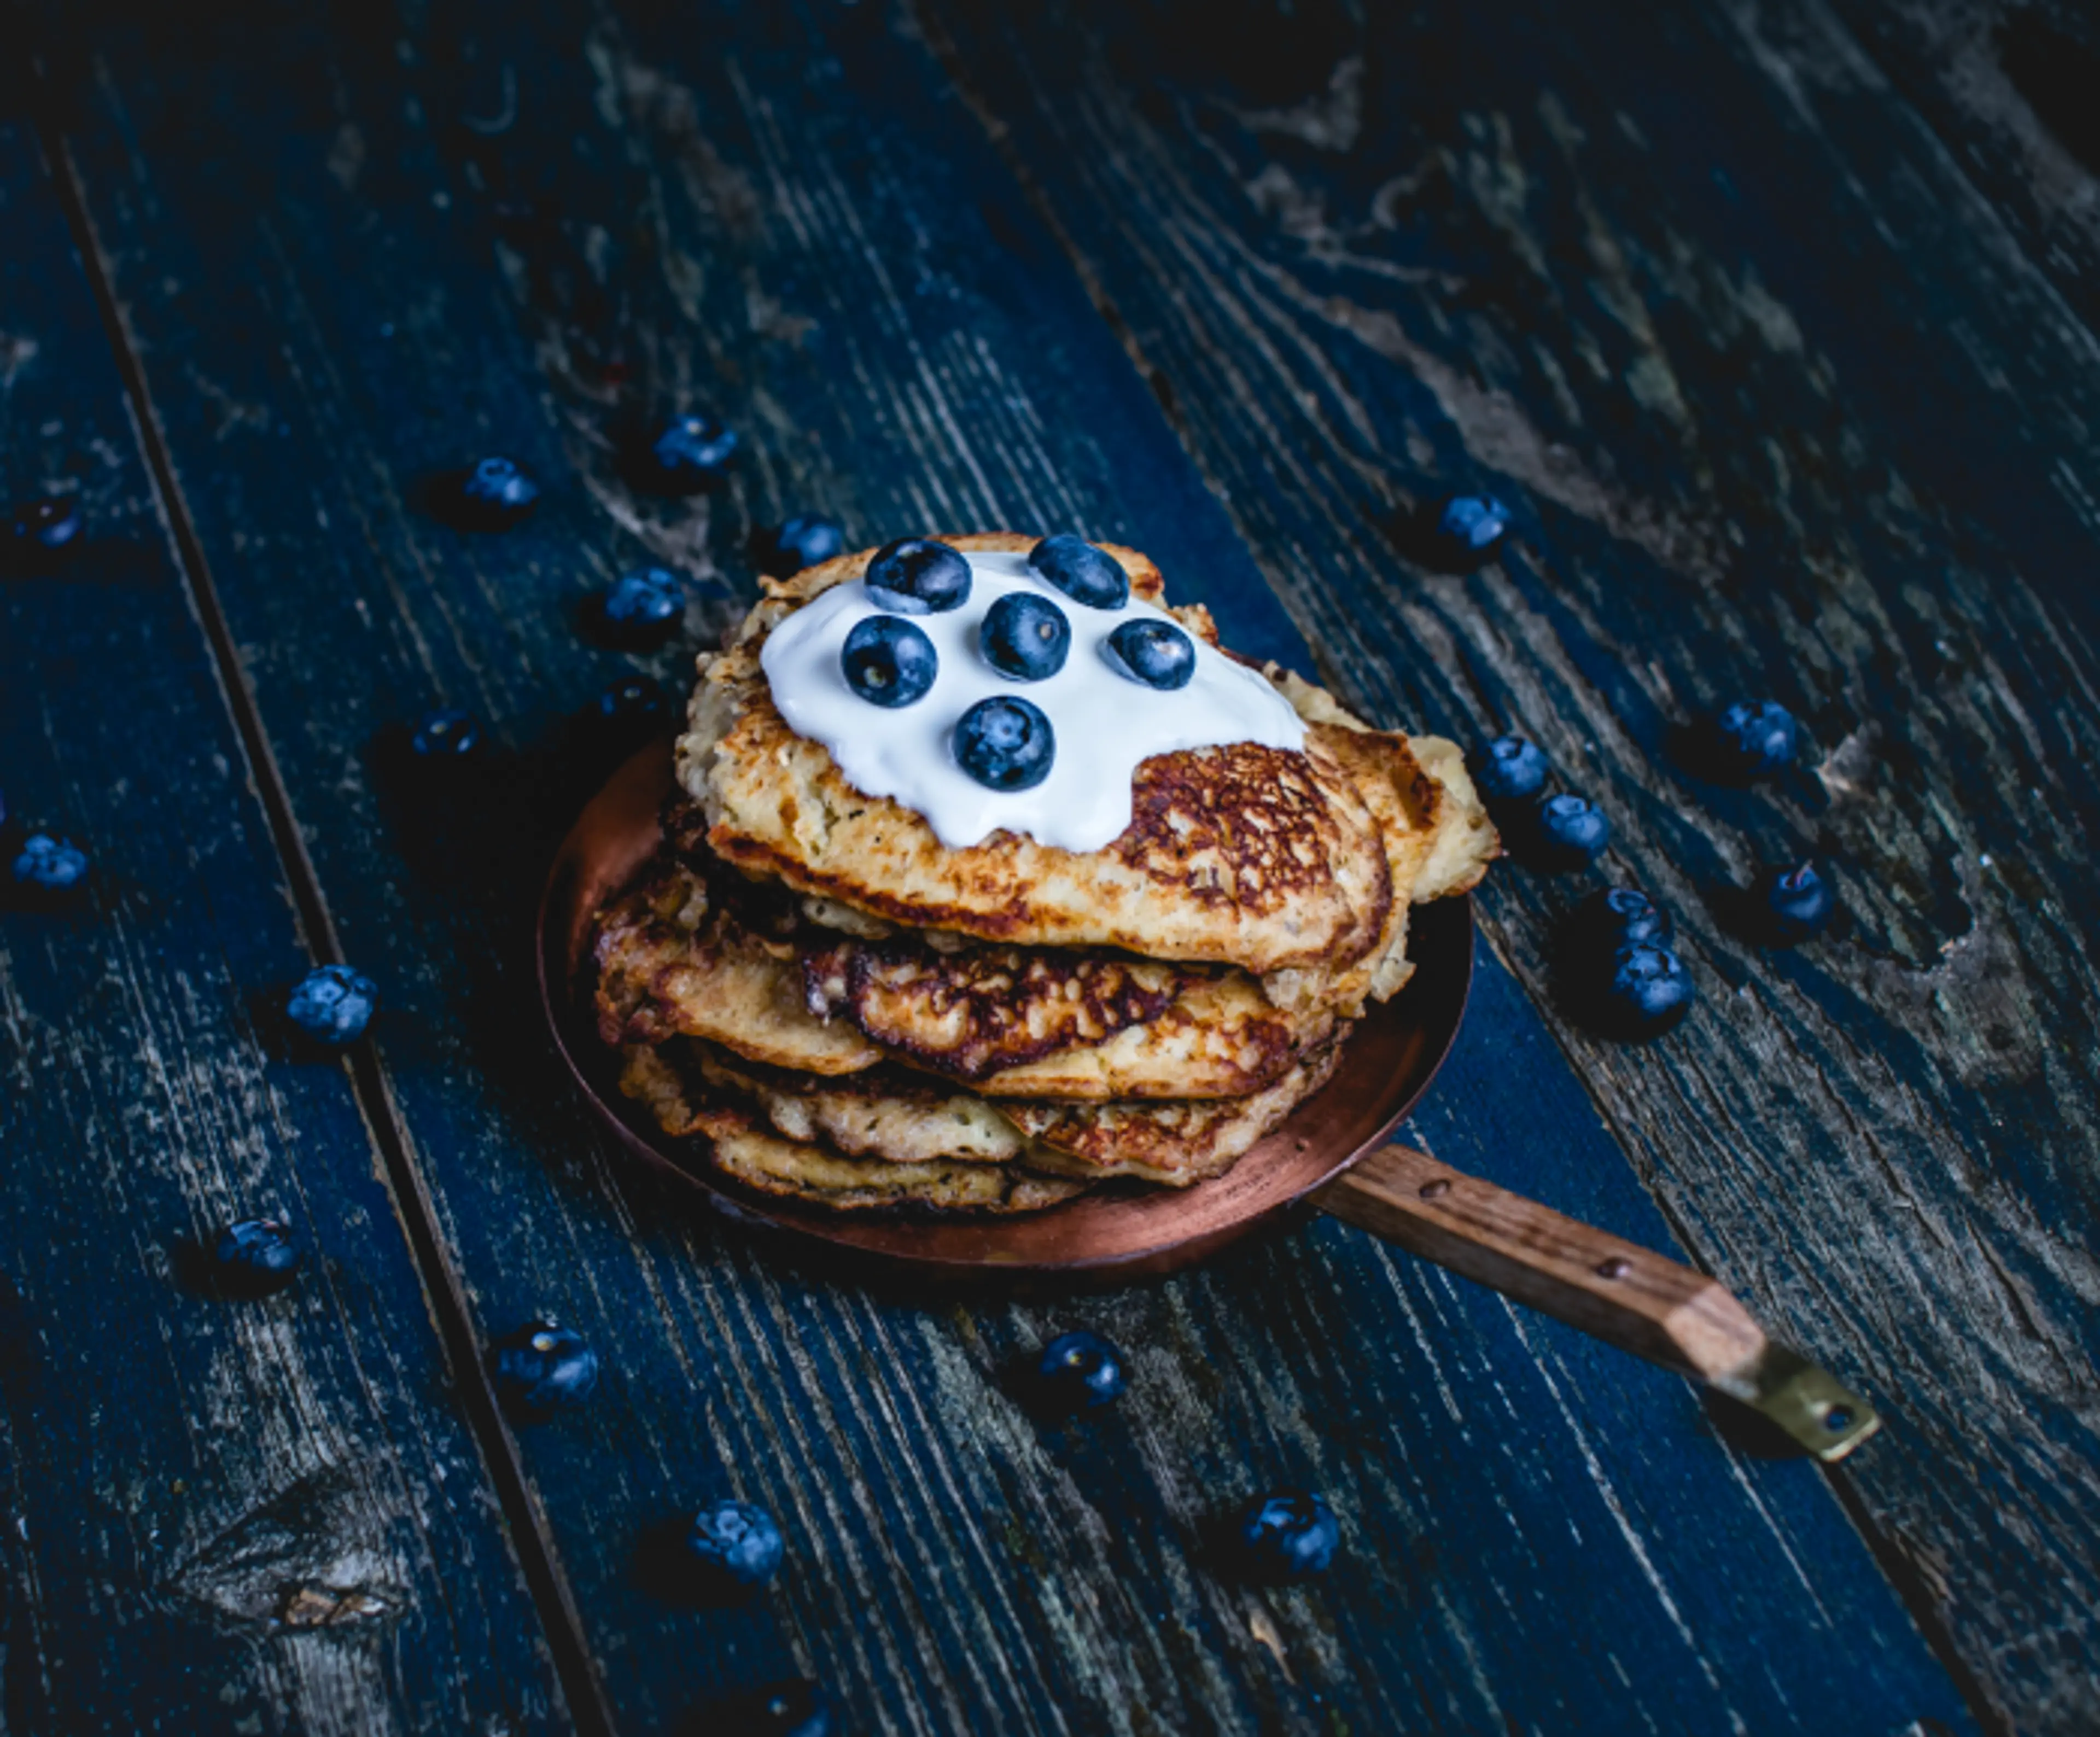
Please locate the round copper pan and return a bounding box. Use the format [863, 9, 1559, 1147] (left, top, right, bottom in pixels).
[538, 741, 1474, 1284]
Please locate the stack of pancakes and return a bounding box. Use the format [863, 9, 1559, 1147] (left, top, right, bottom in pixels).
[592, 533, 1496, 1214]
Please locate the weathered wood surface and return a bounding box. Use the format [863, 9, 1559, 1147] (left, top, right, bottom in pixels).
[917, 0, 2100, 1729]
[7, 0, 2030, 1728]
[0, 120, 571, 1735]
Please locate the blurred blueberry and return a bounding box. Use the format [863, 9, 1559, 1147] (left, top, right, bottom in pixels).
[1436, 494, 1512, 553]
[651, 414, 738, 488]
[1706, 700, 1798, 779]
[1027, 534, 1129, 610]
[411, 707, 481, 759]
[458, 456, 541, 528]
[1238, 1489, 1339, 1580]
[1105, 619, 1195, 691]
[10, 494, 83, 553]
[772, 514, 846, 574]
[214, 1218, 302, 1296]
[1475, 735, 1548, 804]
[685, 1499, 785, 1589]
[593, 676, 672, 736]
[12, 832, 88, 891]
[1602, 943, 1695, 1036]
[1534, 793, 1611, 869]
[865, 538, 972, 615]
[1763, 861, 1836, 944]
[601, 567, 684, 642]
[492, 1319, 601, 1415]
[286, 964, 378, 1046]
[1036, 1330, 1125, 1412]
[842, 615, 938, 708]
[1573, 887, 1672, 961]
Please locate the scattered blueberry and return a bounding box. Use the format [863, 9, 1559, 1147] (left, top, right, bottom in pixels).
[213, 1217, 302, 1296]
[1574, 886, 1672, 960]
[11, 832, 89, 891]
[10, 494, 83, 553]
[684, 1499, 785, 1589]
[772, 514, 846, 574]
[865, 538, 971, 615]
[1534, 792, 1611, 868]
[981, 591, 1071, 681]
[1602, 943, 1695, 1036]
[693, 1680, 835, 1737]
[650, 413, 739, 487]
[1707, 700, 1798, 779]
[601, 567, 684, 640]
[1027, 534, 1129, 610]
[593, 675, 671, 733]
[842, 614, 938, 708]
[285, 964, 378, 1046]
[954, 696, 1055, 792]
[1763, 861, 1836, 944]
[1105, 619, 1196, 691]
[1475, 735, 1548, 803]
[1036, 1331, 1125, 1412]
[492, 1319, 602, 1415]
[411, 707, 481, 759]
[1436, 493, 1512, 554]
[458, 456, 541, 528]
[1237, 1489, 1340, 1581]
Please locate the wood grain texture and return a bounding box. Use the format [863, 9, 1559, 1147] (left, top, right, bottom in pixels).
[28, 1, 1981, 1731]
[0, 119, 570, 1736]
[917, 0, 2100, 1728]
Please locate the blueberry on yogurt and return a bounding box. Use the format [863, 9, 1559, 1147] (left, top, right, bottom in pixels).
[954, 696, 1055, 791]
[1105, 619, 1195, 691]
[980, 591, 1071, 681]
[865, 538, 972, 615]
[1027, 534, 1129, 610]
[842, 615, 938, 708]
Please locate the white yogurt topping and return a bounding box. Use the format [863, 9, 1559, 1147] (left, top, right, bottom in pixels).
[759, 550, 1308, 852]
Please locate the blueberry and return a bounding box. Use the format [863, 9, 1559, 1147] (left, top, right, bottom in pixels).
[865, 538, 972, 615]
[1602, 943, 1695, 1036]
[954, 696, 1055, 792]
[411, 707, 481, 759]
[1764, 861, 1836, 944]
[11, 832, 89, 891]
[841, 615, 938, 708]
[492, 1319, 601, 1415]
[593, 676, 671, 733]
[10, 495, 83, 553]
[1105, 619, 1196, 691]
[286, 964, 378, 1046]
[1574, 886, 1672, 961]
[651, 413, 738, 487]
[1036, 1330, 1125, 1412]
[1237, 1489, 1339, 1580]
[601, 567, 684, 640]
[1436, 493, 1512, 554]
[981, 592, 1071, 681]
[697, 1680, 834, 1737]
[459, 456, 541, 528]
[1026, 534, 1129, 610]
[214, 1217, 302, 1295]
[772, 514, 846, 574]
[685, 1499, 785, 1589]
[1534, 792, 1611, 868]
[1707, 700, 1798, 778]
[1476, 735, 1548, 803]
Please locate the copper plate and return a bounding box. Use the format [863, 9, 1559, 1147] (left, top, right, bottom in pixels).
[538, 741, 1474, 1283]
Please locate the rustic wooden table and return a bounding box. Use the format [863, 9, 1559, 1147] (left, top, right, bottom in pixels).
[5, 1, 2096, 1732]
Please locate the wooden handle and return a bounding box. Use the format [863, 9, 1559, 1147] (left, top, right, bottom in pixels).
[1315, 1143, 1768, 1385]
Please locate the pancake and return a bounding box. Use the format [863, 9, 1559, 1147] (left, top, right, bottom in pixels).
[676, 538, 1395, 977]
[617, 1045, 1086, 1213]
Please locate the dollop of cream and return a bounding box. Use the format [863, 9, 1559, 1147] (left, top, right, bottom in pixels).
[759, 550, 1307, 852]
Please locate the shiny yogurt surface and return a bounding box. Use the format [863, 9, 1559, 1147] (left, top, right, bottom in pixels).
[759, 550, 1307, 853]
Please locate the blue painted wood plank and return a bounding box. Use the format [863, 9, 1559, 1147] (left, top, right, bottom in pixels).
[0, 118, 571, 1735]
[31, 2, 1986, 1732]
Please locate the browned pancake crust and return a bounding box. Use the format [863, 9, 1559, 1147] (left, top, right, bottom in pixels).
[801, 937, 1199, 1080]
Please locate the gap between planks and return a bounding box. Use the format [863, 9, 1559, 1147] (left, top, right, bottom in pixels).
[22, 52, 623, 1737]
